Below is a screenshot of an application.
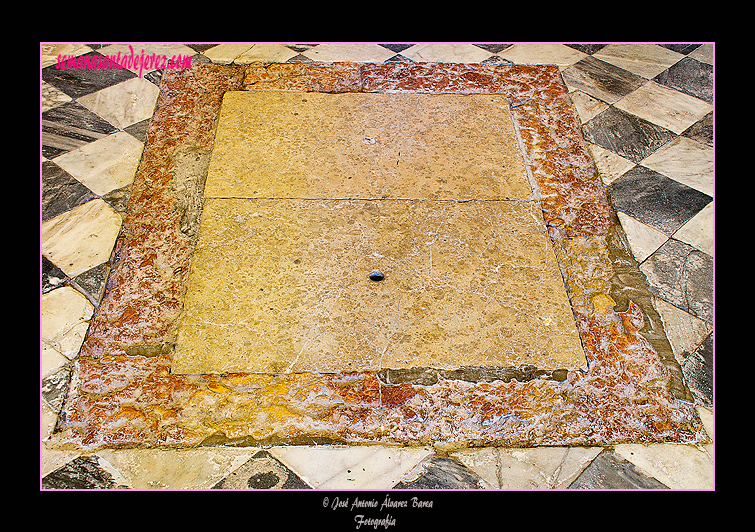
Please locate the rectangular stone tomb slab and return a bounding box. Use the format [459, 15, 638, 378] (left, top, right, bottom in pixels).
[203, 91, 532, 200]
[172, 199, 587, 374]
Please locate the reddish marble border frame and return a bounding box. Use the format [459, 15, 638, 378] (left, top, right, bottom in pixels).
[53, 62, 708, 451]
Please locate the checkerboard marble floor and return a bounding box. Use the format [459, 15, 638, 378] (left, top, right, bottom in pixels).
[41, 43, 714, 490]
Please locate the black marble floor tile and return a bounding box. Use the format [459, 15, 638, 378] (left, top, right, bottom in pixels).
[42, 455, 118, 489]
[654, 56, 713, 103]
[683, 111, 713, 147]
[683, 332, 713, 407]
[378, 43, 417, 53]
[660, 44, 702, 55]
[640, 238, 713, 324]
[568, 450, 669, 489]
[72, 263, 109, 304]
[42, 160, 96, 221]
[561, 56, 647, 104]
[42, 51, 137, 98]
[393, 456, 486, 489]
[608, 165, 712, 235]
[566, 43, 608, 54]
[42, 256, 68, 293]
[582, 106, 677, 163]
[212, 450, 311, 489]
[42, 101, 117, 159]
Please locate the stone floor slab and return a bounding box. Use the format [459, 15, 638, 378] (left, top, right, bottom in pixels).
[173, 198, 586, 374]
[204, 91, 532, 200]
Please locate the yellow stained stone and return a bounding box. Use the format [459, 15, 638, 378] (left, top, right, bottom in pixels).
[203, 91, 532, 200]
[172, 199, 586, 374]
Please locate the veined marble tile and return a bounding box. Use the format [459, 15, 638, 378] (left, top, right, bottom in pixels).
[269, 445, 434, 489]
[96, 43, 196, 75]
[588, 144, 636, 186]
[42, 199, 122, 277]
[569, 90, 608, 124]
[673, 201, 714, 255]
[496, 43, 587, 67]
[42, 160, 97, 222]
[654, 57, 713, 104]
[42, 52, 137, 98]
[641, 136, 713, 196]
[654, 297, 713, 365]
[41, 286, 94, 359]
[593, 44, 685, 79]
[401, 43, 494, 63]
[42, 81, 72, 112]
[53, 131, 144, 196]
[614, 443, 713, 489]
[614, 81, 713, 134]
[452, 446, 603, 489]
[233, 43, 299, 63]
[561, 56, 645, 103]
[302, 43, 396, 63]
[77, 77, 160, 129]
[96, 448, 258, 489]
[41, 43, 92, 68]
[42, 342, 69, 377]
[617, 211, 668, 263]
[42, 101, 118, 159]
[201, 44, 254, 64]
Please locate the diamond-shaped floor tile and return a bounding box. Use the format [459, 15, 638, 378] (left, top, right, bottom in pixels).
[400, 43, 494, 63]
[77, 77, 160, 129]
[592, 44, 685, 79]
[42, 101, 118, 159]
[568, 450, 669, 489]
[496, 43, 587, 67]
[269, 446, 434, 489]
[614, 81, 713, 134]
[212, 450, 311, 489]
[42, 51, 137, 98]
[302, 43, 396, 63]
[41, 285, 94, 359]
[561, 55, 645, 103]
[393, 455, 489, 489]
[640, 136, 713, 197]
[42, 455, 118, 489]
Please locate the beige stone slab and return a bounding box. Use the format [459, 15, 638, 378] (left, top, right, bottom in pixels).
[204, 91, 532, 201]
[172, 198, 586, 374]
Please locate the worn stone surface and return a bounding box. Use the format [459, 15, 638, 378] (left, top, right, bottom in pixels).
[205, 91, 531, 200]
[172, 199, 585, 374]
[52, 62, 706, 452]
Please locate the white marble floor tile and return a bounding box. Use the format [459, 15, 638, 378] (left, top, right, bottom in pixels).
[269, 445, 433, 489]
[614, 81, 713, 134]
[452, 446, 603, 489]
[234, 43, 299, 63]
[96, 448, 258, 489]
[41, 43, 92, 68]
[42, 342, 70, 377]
[77, 77, 160, 130]
[641, 136, 713, 196]
[570, 90, 609, 124]
[42, 81, 72, 112]
[53, 131, 144, 196]
[496, 43, 587, 67]
[202, 44, 254, 64]
[689, 44, 714, 65]
[302, 43, 395, 63]
[42, 199, 122, 277]
[593, 44, 685, 79]
[655, 297, 713, 364]
[41, 286, 94, 359]
[673, 201, 714, 256]
[401, 43, 493, 63]
[589, 143, 636, 186]
[614, 443, 713, 489]
[617, 211, 669, 263]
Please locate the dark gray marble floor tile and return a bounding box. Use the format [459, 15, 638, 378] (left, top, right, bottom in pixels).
[561, 56, 646, 104]
[42, 456, 118, 489]
[566, 43, 608, 54]
[286, 53, 314, 63]
[472, 43, 513, 53]
[640, 238, 713, 324]
[41, 51, 137, 98]
[42, 160, 97, 221]
[385, 54, 414, 63]
[186, 44, 220, 53]
[72, 263, 109, 304]
[123, 118, 151, 143]
[568, 450, 669, 489]
[379, 43, 417, 53]
[42, 101, 117, 159]
[683, 332, 713, 407]
[608, 165, 712, 235]
[212, 450, 311, 489]
[660, 44, 702, 55]
[582, 106, 677, 163]
[654, 56, 713, 103]
[42, 363, 72, 412]
[393, 456, 486, 489]
[683, 111, 713, 147]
